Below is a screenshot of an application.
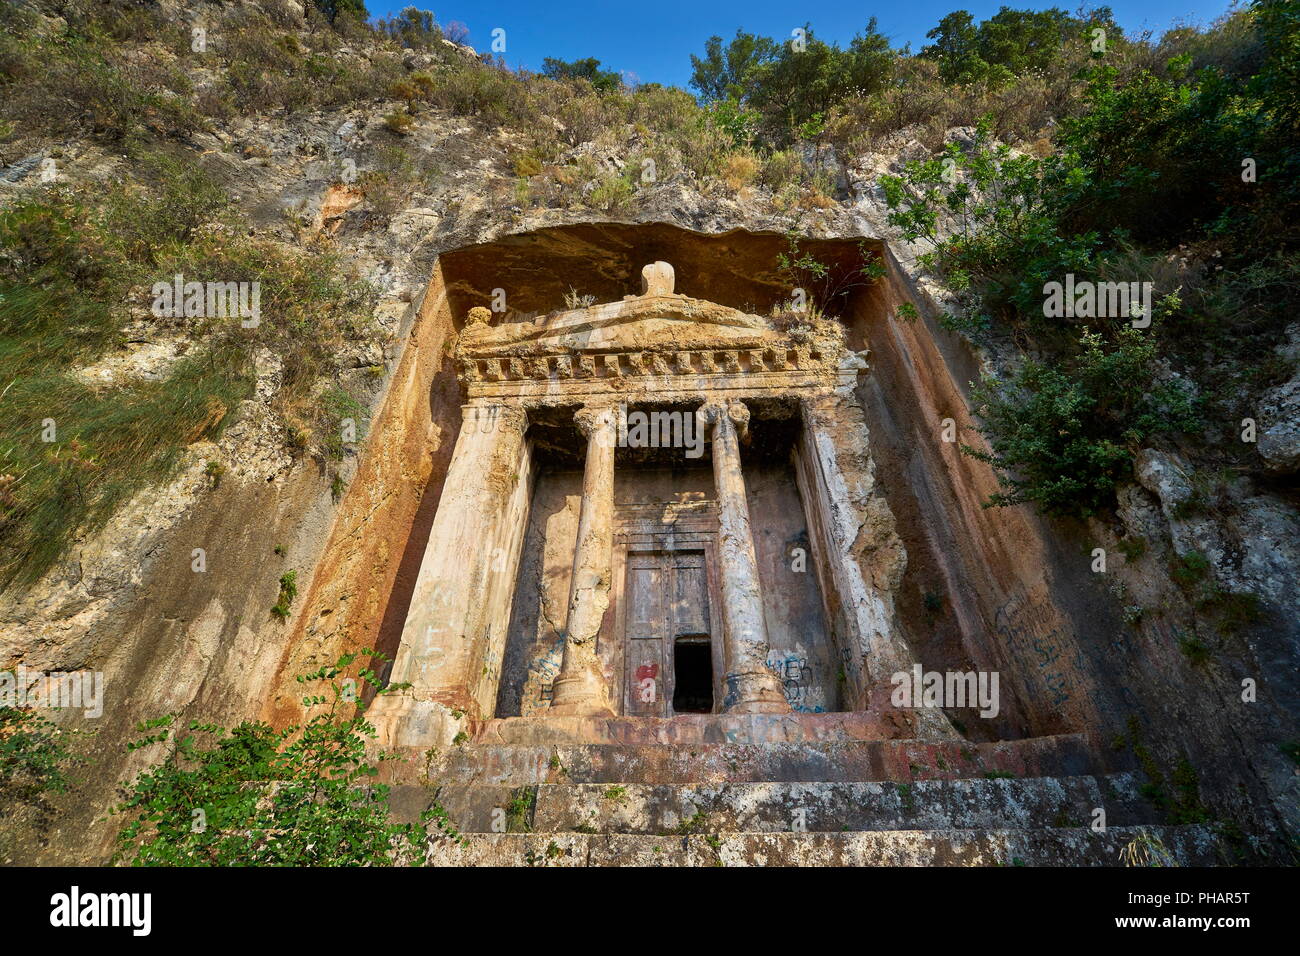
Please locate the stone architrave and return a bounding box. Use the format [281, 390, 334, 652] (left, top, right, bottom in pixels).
[699, 399, 791, 714]
[548, 404, 618, 716]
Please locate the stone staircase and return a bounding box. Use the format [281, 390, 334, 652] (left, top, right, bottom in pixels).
[379, 719, 1224, 866]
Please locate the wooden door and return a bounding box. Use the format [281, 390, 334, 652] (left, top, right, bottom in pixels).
[623, 552, 667, 716]
[622, 549, 717, 716]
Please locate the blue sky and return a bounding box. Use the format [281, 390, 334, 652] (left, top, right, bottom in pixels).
[367, 0, 1243, 88]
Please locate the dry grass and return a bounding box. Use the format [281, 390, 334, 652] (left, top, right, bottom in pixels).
[721, 152, 760, 192]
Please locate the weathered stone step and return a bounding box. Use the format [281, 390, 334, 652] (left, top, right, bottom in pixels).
[468, 712, 907, 745]
[381, 733, 1096, 786]
[422, 825, 1223, 866]
[394, 773, 1158, 834]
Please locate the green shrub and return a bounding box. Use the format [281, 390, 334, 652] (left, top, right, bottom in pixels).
[375, 7, 441, 49]
[588, 170, 635, 212]
[541, 56, 621, 94]
[720, 151, 759, 190]
[383, 110, 414, 135]
[271, 570, 298, 619]
[512, 152, 543, 177]
[320, 388, 369, 461]
[7, 36, 202, 143]
[760, 148, 803, 190]
[1, 701, 78, 808]
[1172, 550, 1211, 587]
[964, 329, 1202, 517]
[425, 61, 531, 123]
[311, 0, 370, 25]
[111, 650, 461, 866]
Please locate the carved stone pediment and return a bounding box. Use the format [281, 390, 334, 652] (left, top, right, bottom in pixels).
[459, 294, 782, 357]
[455, 261, 843, 392]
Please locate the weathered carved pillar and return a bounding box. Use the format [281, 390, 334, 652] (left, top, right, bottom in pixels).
[796, 391, 955, 737]
[548, 404, 617, 716]
[368, 403, 532, 748]
[699, 399, 790, 714]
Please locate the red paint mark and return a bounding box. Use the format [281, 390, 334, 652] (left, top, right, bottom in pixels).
[635, 663, 658, 681]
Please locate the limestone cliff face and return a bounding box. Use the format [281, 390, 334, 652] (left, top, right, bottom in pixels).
[1, 2, 1296, 863]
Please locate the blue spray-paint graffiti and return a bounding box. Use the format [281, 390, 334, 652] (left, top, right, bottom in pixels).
[522, 637, 565, 716]
[766, 648, 826, 713]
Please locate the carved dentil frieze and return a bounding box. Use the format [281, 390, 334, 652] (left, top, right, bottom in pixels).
[457, 344, 836, 385]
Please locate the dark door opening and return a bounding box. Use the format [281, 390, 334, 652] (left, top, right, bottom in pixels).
[672, 638, 713, 713]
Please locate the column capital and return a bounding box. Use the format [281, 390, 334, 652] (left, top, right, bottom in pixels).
[698, 399, 750, 438]
[573, 403, 617, 439]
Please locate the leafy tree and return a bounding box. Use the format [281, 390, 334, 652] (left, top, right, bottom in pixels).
[921, 10, 988, 83]
[541, 57, 622, 94]
[376, 7, 441, 50]
[881, 28, 1297, 330]
[1251, 0, 1300, 128]
[310, 0, 369, 25]
[880, 118, 1082, 331]
[1053, 67, 1239, 247]
[705, 98, 761, 148]
[689, 22, 894, 143]
[1234, 0, 1300, 248]
[978, 6, 1078, 75]
[111, 651, 460, 866]
[750, 22, 893, 142]
[922, 6, 1117, 84]
[690, 30, 781, 103]
[880, 10, 1300, 516]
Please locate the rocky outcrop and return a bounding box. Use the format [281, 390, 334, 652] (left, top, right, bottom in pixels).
[1256, 324, 1300, 474]
[1132, 447, 1300, 625]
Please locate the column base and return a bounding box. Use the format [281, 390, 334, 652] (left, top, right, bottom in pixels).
[722, 670, 791, 715]
[364, 694, 467, 749]
[548, 666, 615, 717]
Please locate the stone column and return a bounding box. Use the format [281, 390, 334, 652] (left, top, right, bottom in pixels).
[699, 400, 790, 714]
[548, 404, 617, 716]
[368, 403, 531, 748]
